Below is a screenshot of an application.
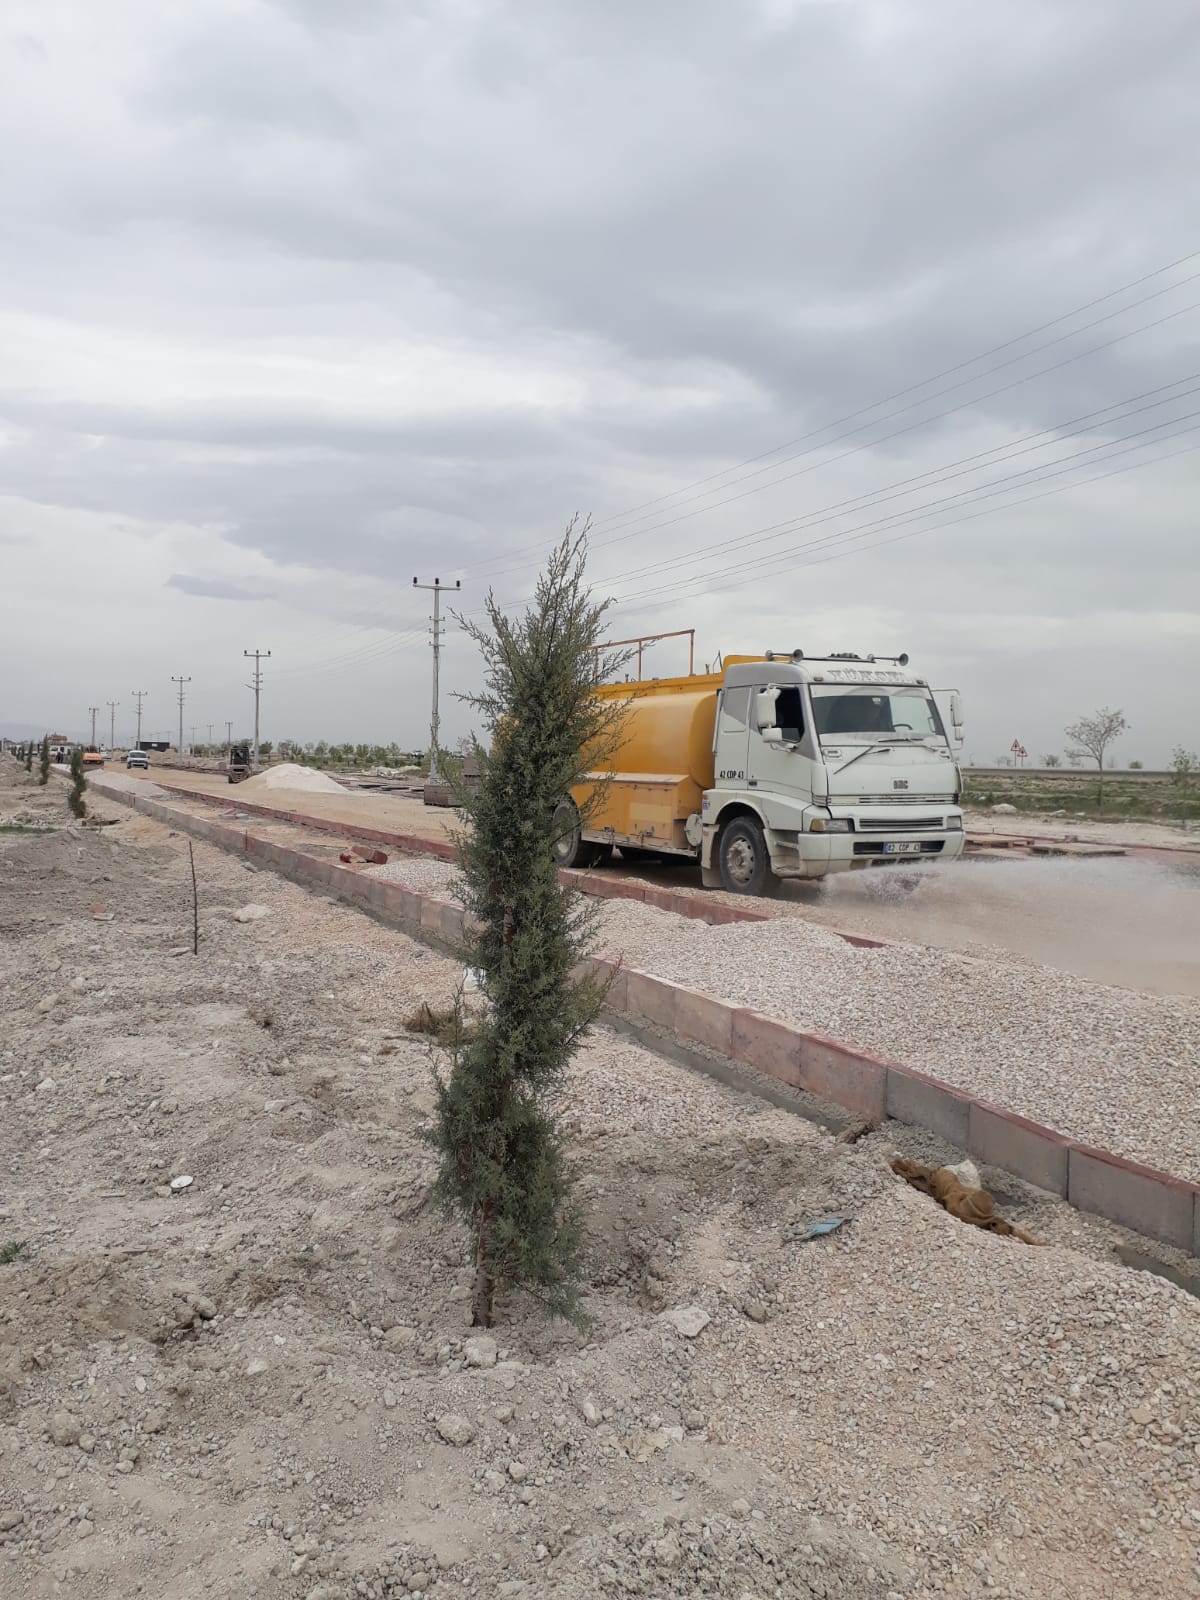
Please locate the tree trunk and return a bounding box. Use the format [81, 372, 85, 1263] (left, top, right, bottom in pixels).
[472, 1198, 496, 1327]
[1096, 756, 1104, 807]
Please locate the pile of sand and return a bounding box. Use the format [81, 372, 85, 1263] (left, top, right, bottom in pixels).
[239, 762, 346, 795]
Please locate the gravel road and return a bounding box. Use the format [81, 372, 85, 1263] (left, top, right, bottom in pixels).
[367, 854, 1200, 1180]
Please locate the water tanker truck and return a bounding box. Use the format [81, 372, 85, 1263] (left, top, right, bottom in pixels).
[554, 649, 965, 895]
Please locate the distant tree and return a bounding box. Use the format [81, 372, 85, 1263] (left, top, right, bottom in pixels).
[38, 735, 50, 785]
[1065, 708, 1127, 804]
[1171, 747, 1198, 827]
[259, 740, 273, 759]
[1042, 753, 1062, 768]
[428, 528, 630, 1329]
[68, 748, 87, 818]
[24, 742, 33, 773]
[1128, 759, 1144, 770]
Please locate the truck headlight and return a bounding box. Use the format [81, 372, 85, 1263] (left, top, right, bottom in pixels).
[945, 816, 963, 831]
[809, 818, 853, 833]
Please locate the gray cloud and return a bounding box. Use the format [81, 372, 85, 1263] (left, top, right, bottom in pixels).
[0, 0, 1197, 756]
[166, 574, 278, 602]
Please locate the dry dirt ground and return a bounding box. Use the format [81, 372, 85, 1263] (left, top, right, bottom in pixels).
[3, 760, 1200, 1600]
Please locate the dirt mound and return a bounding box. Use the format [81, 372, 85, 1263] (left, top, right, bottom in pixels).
[239, 761, 346, 795]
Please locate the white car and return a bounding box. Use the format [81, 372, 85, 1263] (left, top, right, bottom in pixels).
[126, 750, 150, 770]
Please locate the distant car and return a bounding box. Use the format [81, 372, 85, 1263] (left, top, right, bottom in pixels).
[126, 750, 149, 770]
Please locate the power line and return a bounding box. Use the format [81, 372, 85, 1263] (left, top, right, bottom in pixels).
[243, 650, 271, 769]
[87, 706, 98, 746]
[607, 416, 1200, 617]
[588, 374, 1200, 591]
[239, 253, 1200, 683]
[587, 276, 1200, 546]
[171, 676, 190, 756]
[589, 246, 1200, 530]
[131, 690, 147, 749]
[106, 700, 119, 752]
[242, 371, 1200, 691]
[460, 247, 1200, 580]
[471, 289, 1200, 589]
[426, 324, 1200, 648]
[412, 579, 460, 783]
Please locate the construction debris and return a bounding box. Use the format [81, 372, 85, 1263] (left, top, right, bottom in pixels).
[891, 1156, 1039, 1244]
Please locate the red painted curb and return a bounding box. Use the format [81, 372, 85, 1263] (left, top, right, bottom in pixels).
[151, 779, 887, 945]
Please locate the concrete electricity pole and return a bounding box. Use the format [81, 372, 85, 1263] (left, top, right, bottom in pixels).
[206, 723, 213, 752]
[106, 700, 119, 751]
[131, 690, 147, 751]
[412, 577, 461, 783]
[243, 649, 271, 769]
[225, 720, 233, 758]
[88, 706, 99, 747]
[171, 676, 191, 756]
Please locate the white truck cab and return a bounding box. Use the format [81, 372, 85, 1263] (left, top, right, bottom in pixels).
[701, 650, 965, 893]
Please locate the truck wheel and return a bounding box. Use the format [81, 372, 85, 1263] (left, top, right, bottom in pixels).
[551, 800, 595, 869]
[717, 816, 777, 896]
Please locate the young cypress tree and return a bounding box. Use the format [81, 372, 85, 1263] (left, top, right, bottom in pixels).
[25, 742, 33, 773]
[38, 735, 50, 786]
[429, 527, 629, 1328]
[68, 748, 87, 818]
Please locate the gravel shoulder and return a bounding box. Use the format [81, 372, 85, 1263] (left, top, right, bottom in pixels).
[4, 760, 1200, 1600]
[366, 854, 1200, 1181]
[962, 808, 1200, 852]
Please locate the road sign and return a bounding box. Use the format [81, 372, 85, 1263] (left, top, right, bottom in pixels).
[1010, 739, 1022, 753]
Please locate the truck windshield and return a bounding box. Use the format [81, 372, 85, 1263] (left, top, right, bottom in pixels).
[810, 684, 945, 742]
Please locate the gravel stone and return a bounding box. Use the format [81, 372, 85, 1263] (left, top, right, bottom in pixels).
[369, 855, 1200, 1177]
[435, 1414, 475, 1447]
[463, 1335, 498, 1369]
[233, 904, 271, 923]
[660, 1306, 710, 1339]
[49, 1411, 81, 1447]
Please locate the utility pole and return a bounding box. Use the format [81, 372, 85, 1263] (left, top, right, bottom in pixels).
[243, 649, 271, 770]
[171, 676, 190, 757]
[412, 577, 461, 783]
[225, 720, 233, 759]
[190, 725, 196, 757]
[106, 699, 119, 752]
[88, 706, 99, 747]
[131, 690, 147, 751]
[206, 723, 213, 753]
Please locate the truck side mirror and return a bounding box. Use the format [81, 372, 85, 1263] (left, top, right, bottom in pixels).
[753, 688, 779, 730]
[761, 727, 783, 744]
[949, 691, 964, 740]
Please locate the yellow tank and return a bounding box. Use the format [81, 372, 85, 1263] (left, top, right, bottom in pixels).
[572, 670, 723, 853]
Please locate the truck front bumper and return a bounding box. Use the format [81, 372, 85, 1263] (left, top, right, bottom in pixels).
[768, 819, 966, 878]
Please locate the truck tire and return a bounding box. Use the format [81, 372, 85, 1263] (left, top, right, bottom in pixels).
[551, 800, 596, 869]
[717, 816, 777, 896]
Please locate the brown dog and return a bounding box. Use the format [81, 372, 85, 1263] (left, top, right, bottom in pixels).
[892, 1157, 1039, 1244]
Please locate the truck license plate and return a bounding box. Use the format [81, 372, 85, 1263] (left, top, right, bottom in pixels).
[882, 842, 922, 855]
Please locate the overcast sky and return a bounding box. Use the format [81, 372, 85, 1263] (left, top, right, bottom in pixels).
[2, 0, 1198, 763]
